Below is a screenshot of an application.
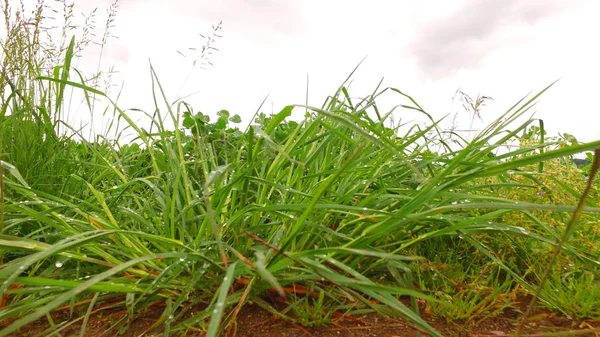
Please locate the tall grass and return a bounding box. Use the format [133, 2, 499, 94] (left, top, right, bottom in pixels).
[1, 3, 600, 337]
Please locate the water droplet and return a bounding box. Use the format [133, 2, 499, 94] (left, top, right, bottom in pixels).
[362, 207, 368, 211]
[179, 258, 185, 262]
[223, 276, 228, 281]
[55, 262, 63, 268]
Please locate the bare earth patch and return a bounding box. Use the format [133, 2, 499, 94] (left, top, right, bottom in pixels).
[4, 296, 600, 337]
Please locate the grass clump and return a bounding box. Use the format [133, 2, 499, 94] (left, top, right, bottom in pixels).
[1, 3, 600, 337]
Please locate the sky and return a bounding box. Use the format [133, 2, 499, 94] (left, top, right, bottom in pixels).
[6, 0, 600, 142]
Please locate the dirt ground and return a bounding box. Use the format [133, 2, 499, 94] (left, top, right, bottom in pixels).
[3, 297, 600, 337]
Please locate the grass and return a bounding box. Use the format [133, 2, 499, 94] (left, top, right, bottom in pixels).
[2, 1, 600, 337]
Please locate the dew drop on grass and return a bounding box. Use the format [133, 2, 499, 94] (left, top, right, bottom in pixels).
[362, 207, 368, 211]
[213, 309, 218, 314]
[55, 262, 63, 268]
[179, 258, 185, 262]
[223, 276, 228, 282]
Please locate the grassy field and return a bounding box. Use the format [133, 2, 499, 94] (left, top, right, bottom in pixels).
[1, 2, 600, 336]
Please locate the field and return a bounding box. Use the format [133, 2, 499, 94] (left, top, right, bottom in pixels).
[1, 2, 600, 337]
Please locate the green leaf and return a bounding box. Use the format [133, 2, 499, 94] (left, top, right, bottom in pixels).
[182, 116, 195, 128]
[215, 118, 227, 130]
[206, 262, 238, 337]
[216, 109, 230, 119]
[265, 105, 293, 135]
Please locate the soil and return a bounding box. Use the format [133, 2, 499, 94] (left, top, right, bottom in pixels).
[3, 296, 600, 337]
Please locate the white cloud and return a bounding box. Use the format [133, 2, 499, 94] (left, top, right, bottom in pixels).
[408, 0, 586, 79]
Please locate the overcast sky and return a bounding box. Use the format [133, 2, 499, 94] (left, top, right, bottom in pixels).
[8, 0, 600, 142]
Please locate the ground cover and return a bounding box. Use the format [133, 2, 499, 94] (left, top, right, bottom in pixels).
[1, 2, 600, 336]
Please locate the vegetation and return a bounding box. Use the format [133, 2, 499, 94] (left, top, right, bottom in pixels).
[1, 1, 600, 336]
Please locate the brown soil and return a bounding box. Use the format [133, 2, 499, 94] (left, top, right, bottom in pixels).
[3, 297, 600, 337]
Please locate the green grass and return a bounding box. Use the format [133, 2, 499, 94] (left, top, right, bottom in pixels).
[2, 2, 600, 337]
